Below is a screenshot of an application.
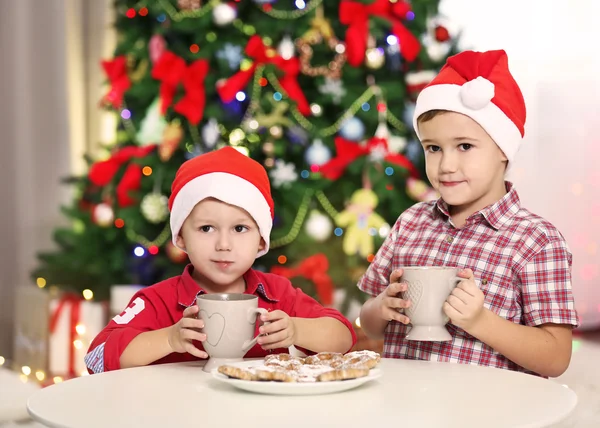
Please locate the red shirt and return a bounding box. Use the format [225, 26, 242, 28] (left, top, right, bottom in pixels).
[358, 182, 578, 375]
[85, 266, 356, 374]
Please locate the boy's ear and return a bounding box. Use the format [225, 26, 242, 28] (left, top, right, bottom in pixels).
[175, 234, 186, 251]
[257, 237, 266, 253]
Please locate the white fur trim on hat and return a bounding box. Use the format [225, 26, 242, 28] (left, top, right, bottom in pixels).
[413, 82, 522, 164]
[170, 172, 272, 258]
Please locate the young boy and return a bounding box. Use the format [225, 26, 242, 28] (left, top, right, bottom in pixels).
[358, 50, 578, 378]
[85, 147, 355, 373]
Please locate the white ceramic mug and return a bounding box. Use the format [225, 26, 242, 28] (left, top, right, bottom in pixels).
[196, 293, 267, 372]
[400, 267, 462, 341]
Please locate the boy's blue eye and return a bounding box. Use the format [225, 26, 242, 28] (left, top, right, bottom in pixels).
[199, 225, 212, 232]
[459, 143, 473, 151]
[234, 225, 248, 233]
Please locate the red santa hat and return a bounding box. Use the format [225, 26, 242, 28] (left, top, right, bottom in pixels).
[413, 49, 526, 164]
[168, 146, 274, 257]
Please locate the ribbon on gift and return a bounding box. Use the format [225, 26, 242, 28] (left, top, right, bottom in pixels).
[151, 51, 210, 125]
[339, 0, 421, 66]
[49, 293, 83, 378]
[88, 145, 156, 207]
[216, 35, 311, 116]
[320, 136, 418, 180]
[101, 56, 131, 109]
[270, 254, 334, 305]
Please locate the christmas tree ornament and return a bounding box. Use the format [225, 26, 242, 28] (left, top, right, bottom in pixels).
[92, 203, 114, 228]
[269, 159, 298, 189]
[216, 43, 243, 70]
[277, 35, 295, 60]
[148, 34, 166, 64]
[406, 70, 437, 102]
[212, 3, 237, 26]
[406, 177, 439, 202]
[305, 139, 332, 166]
[262, 141, 275, 156]
[178, 0, 202, 10]
[318, 77, 346, 104]
[159, 121, 184, 161]
[269, 126, 283, 139]
[136, 97, 168, 146]
[365, 47, 385, 70]
[286, 125, 309, 145]
[339, 117, 365, 142]
[141, 193, 169, 224]
[166, 241, 188, 264]
[201, 118, 220, 148]
[304, 210, 333, 242]
[296, 5, 346, 79]
[310, 103, 323, 117]
[336, 188, 386, 257]
[422, 16, 453, 62]
[435, 25, 451, 42]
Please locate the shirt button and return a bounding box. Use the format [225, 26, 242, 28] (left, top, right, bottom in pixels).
[482, 279, 488, 285]
[446, 235, 454, 243]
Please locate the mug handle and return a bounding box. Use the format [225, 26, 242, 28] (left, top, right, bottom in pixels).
[241, 308, 269, 352]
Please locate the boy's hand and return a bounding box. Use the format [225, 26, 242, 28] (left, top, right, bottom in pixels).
[374, 269, 411, 325]
[167, 305, 208, 359]
[257, 310, 296, 350]
[443, 269, 485, 332]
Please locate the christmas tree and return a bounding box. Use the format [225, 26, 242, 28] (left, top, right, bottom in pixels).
[32, 0, 457, 311]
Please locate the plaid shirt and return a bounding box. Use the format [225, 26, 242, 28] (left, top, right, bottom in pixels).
[358, 182, 578, 374]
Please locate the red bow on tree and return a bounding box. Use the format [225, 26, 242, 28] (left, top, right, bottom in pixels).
[101, 56, 131, 109]
[151, 51, 209, 125]
[339, 0, 421, 67]
[270, 254, 334, 305]
[216, 35, 311, 116]
[319, 136, 418, 180]
[88, 145, 156, 207]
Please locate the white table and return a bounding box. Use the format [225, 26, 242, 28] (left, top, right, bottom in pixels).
[27, 359, 576, 428]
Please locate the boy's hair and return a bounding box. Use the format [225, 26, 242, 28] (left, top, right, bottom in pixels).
[416, 109, 449, 124]
[168, 146, 274, 257]
[412, 50, 526, 166]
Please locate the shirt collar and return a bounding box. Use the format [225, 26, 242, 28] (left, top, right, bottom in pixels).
[434, 181, 520, 230]
[177, 264, 279, 308]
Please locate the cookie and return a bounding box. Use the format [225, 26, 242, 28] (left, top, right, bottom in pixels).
[217, 365, 257, 381]
[254, 367, 297, 382]
[317, 368, 370, 382]
[304, 352, 345, 368]
[343, 350, 381, 369]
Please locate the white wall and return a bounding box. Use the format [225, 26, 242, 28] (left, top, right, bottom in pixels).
[441, 0, 600, 328]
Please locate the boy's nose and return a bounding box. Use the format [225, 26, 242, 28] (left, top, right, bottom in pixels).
[216, 234, 232, 251]
[439, 153, 459, 173]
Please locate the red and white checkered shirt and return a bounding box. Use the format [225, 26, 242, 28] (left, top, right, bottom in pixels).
[358, 182, 578, 375]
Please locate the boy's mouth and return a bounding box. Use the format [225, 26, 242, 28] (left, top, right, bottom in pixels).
[439, 181, 463, 187]
[212, 260, 234, 269]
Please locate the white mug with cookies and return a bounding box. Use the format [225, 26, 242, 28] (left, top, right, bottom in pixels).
[196, 293, 267, 373]
[400, 266, 462, 341]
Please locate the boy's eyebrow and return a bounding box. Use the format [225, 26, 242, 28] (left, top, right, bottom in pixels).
[420, 136, 477, 145]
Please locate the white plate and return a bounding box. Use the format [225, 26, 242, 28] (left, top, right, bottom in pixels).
[211, 360, 382, 396]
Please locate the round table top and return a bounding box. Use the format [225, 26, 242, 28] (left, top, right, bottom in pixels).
[27, 359, 577, 428]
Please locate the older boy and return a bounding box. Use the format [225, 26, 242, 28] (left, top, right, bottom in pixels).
[358, 50, 578, 377]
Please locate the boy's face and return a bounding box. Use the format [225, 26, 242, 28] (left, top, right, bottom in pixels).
[176, 198, 265, 292]
[417, 112, 508, 215]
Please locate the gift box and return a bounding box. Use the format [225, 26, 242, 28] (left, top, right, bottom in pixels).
[48, 294, 107, 377]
